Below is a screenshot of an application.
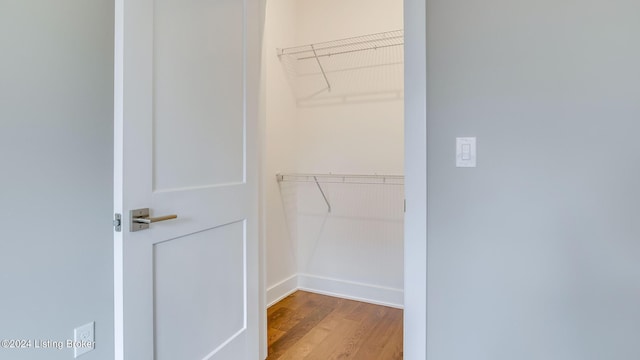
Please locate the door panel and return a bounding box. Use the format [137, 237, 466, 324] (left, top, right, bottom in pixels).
[154, 222, 246, 360]
[153, 0, 245, 190]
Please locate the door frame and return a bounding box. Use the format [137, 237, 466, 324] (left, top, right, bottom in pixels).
[256, 0, 427, 359]
[402, 0, 428, 358]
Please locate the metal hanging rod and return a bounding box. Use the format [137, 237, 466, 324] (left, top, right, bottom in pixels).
[276, 173, 404, 186]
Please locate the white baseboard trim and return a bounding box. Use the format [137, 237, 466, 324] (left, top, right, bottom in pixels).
[267, 274, 404, 309]
[266, 274, 298, 307]
[297, 273, 404, 309]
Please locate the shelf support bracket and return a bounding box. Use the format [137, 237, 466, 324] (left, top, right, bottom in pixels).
[313, 176, 332, 213]
[310, 44, 331, 92]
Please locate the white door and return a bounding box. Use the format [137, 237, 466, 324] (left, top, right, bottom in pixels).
[114, 0, 262, 359]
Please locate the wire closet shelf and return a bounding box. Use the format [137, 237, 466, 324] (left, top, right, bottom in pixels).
[278, 30, 404, 62]
[276, 173, 404, 186]
[277, 30, 404, 104]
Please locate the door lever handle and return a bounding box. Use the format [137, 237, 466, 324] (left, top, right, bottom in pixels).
[130, 208, 177, 232]
[132, 214, 178, 224]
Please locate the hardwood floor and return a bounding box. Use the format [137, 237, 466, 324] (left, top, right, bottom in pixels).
[267, 291, 403, 359]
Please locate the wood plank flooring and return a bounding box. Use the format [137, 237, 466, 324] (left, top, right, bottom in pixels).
[267, 291, 403, 359]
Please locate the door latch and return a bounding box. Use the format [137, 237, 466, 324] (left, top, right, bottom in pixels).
[113, 213, 122, 232]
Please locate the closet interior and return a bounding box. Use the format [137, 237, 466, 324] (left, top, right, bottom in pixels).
[263, 0, 405, 311]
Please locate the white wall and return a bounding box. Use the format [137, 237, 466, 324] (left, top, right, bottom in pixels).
[264, 0, 405, 307]
[263, 0, 301, 304]
[295, 0, 404, 174]
[426, 0, 640, 359]
[0, 1, 114, 359]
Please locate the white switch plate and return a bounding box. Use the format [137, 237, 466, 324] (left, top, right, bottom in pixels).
[456, 137, 476, 167]
[73, 322, 95, 358]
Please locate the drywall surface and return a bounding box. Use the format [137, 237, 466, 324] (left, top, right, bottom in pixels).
[263, 0, 300, 304]
[0, 1, 114, 359]
[427, 0, 640, 358]
[294, 0, 404, 305]
[264, 0, 405, 306]
[295, 0, 404, 174]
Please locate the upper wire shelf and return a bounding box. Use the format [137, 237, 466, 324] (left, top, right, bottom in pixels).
[278, 30, 404, 61]
[277, 30, 404, 105]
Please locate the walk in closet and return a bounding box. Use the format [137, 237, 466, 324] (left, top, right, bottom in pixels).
[263, 0, 405, 309]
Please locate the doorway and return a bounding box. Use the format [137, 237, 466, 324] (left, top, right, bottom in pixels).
[261, 0, 406, 357]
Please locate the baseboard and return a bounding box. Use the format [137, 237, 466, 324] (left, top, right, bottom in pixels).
[297, 273, 404, 309]
[267, 273, 404, 309]
[266, 274, 298, 307]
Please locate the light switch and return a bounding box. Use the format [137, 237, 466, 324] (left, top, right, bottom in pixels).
[461, 144, 471, 160]
[456, 137, 476, 167]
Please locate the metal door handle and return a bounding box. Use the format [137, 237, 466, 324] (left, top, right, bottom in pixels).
[130, 208, 178, 232]
[132, 214, 178, 224]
